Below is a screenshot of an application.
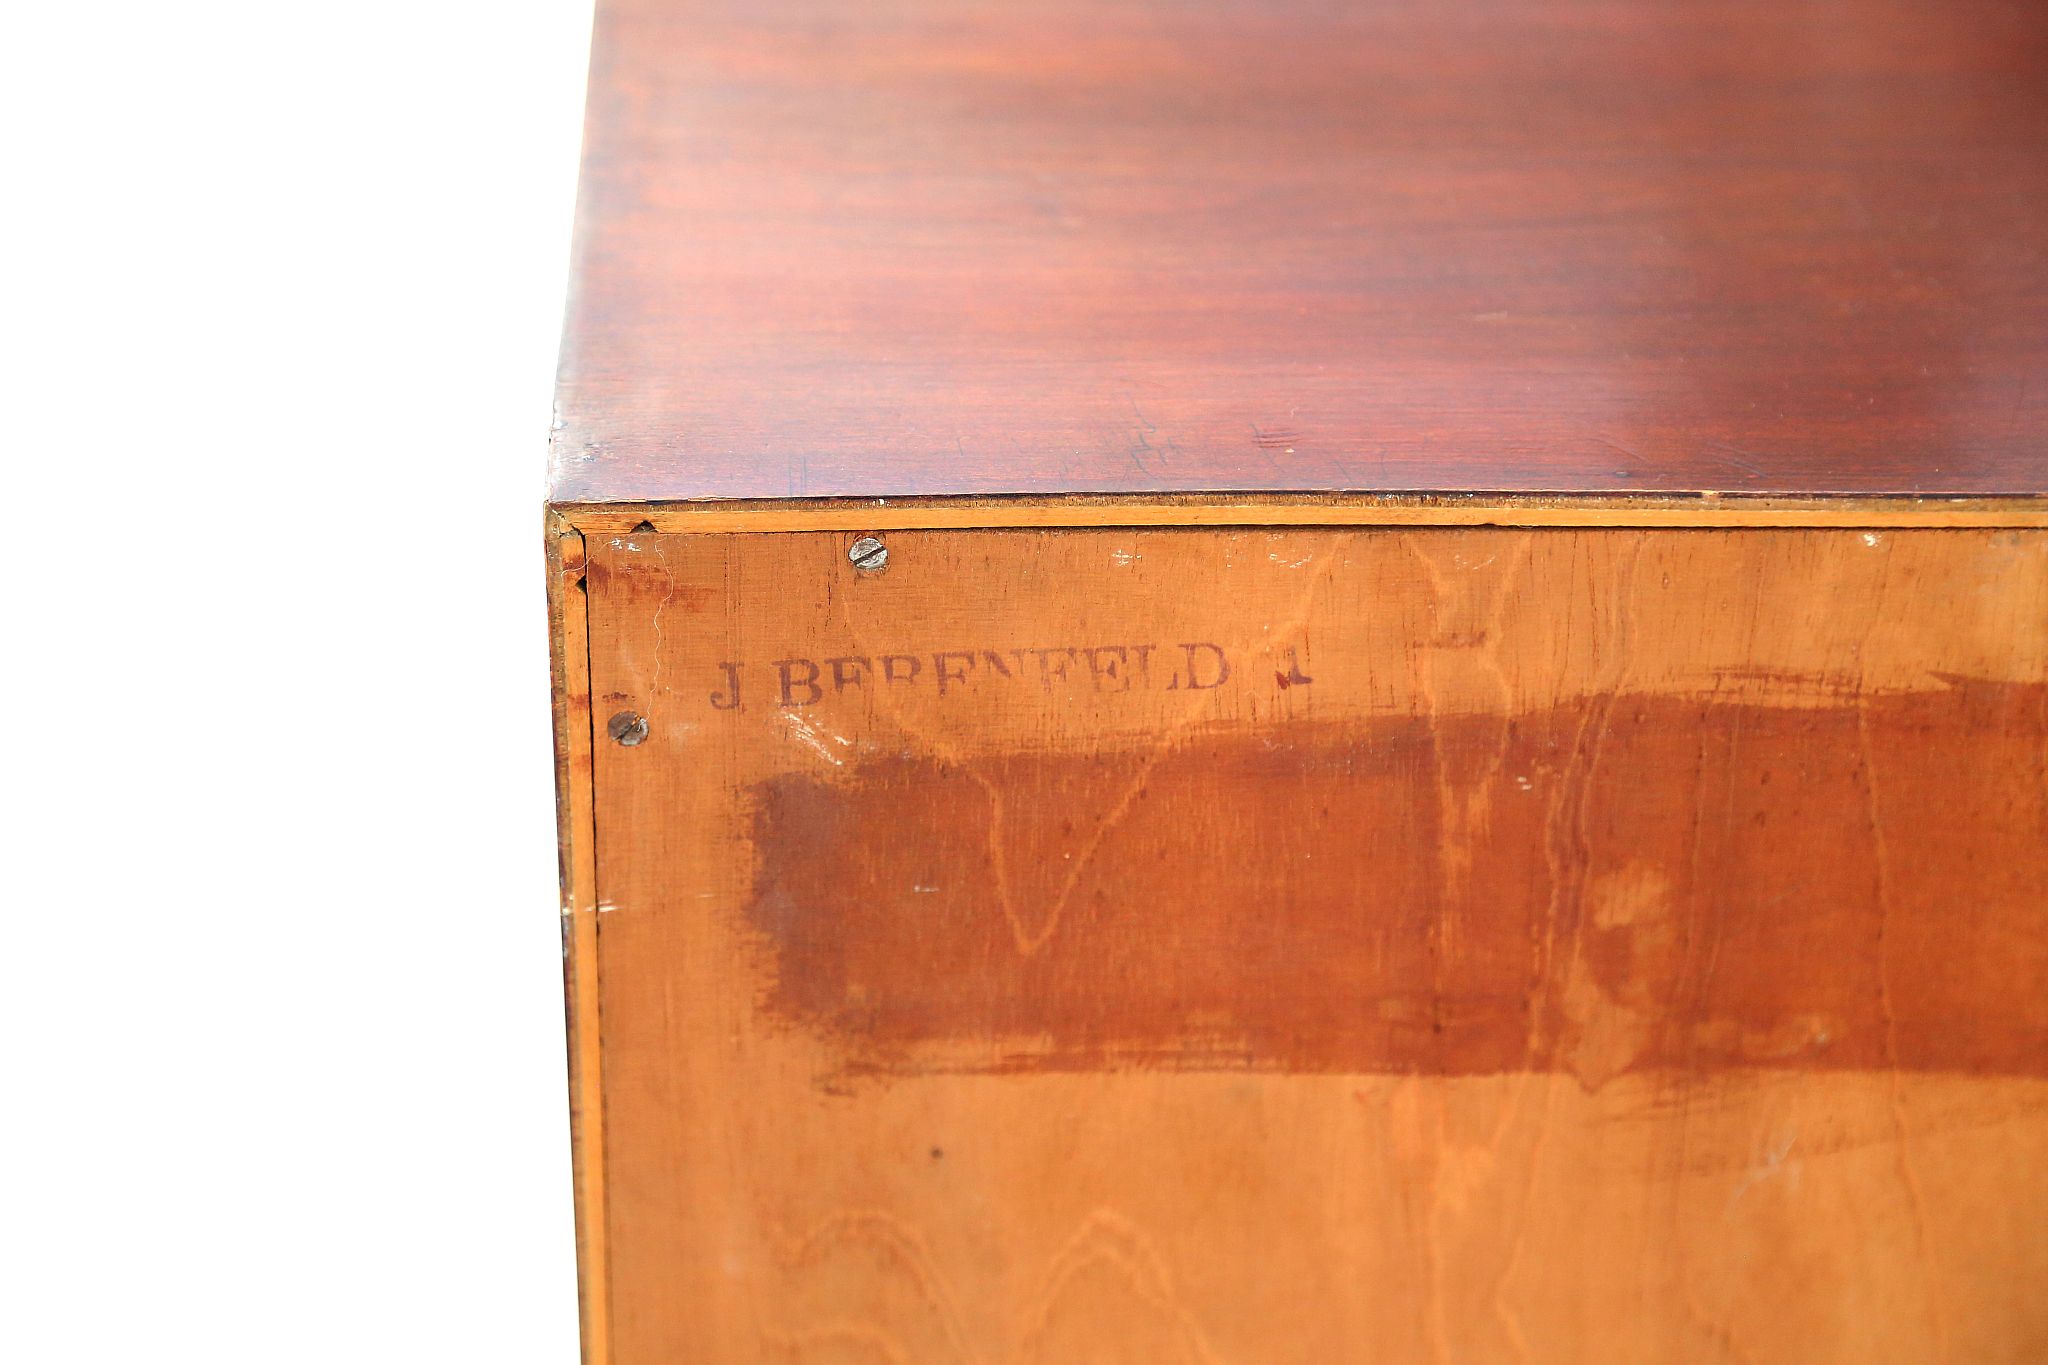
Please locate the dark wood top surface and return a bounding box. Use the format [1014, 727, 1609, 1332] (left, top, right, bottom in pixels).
[551, 0, 2048, 505]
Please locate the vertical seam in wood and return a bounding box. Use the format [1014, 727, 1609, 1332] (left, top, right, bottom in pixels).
[551, 527, 610, 1364]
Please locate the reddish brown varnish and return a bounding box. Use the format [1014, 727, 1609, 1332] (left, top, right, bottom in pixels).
[746, 684, 2048, 1082]
[553, 0, 2048, 503]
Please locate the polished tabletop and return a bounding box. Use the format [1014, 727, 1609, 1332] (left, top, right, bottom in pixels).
[550, 0, 2048, 504]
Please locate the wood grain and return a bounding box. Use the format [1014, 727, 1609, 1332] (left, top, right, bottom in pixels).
[547, 530, 610, 1363]
[571, 525, 2048, 1362]
[552, 0, 2048, 504]
[549, 491, 2048, 538]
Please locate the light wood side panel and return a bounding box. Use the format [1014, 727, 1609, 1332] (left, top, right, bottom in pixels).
[582, 527, 2048, 1363]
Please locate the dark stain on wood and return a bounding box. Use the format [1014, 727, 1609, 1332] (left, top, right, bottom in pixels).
[741, 679, 2048, 1082]
[555, 0, 2048, 503]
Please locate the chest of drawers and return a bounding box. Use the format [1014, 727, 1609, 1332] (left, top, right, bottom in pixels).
[547, 2, 2048, 1359]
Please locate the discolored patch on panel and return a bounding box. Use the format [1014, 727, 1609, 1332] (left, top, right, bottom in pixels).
[742, 679, 2048, 1082]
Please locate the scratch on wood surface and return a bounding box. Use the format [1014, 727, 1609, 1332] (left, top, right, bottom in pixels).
[782, 711, 849, 768]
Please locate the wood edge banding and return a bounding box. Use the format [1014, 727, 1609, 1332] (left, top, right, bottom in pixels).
[547, 528, 611, 1365]
[550, 492, 2048, 536]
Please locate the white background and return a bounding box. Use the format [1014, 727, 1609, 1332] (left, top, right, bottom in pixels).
[9, 3, 595, 1358]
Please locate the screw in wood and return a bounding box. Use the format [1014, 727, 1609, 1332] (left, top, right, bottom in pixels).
[607, 711, 649, 746]
[847, 536, 889, 572]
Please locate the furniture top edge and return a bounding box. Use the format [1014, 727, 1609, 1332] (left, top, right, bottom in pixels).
[545, 490, 2048, 536]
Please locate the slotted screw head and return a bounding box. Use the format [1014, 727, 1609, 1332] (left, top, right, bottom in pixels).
[848, 536, 888, 572]
[607, 711, 649, 746]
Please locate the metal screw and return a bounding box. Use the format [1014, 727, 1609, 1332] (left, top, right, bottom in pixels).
[607, 710, 649, 746]
[848, 535, 888, 572]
